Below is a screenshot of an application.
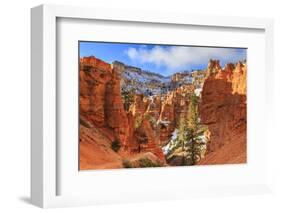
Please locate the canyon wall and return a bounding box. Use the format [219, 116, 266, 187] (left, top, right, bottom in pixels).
[80, 57, 131, 148]
[129, 84, 195, 146]
[79, 57, 165, 169]
[199, 60, 247, 164]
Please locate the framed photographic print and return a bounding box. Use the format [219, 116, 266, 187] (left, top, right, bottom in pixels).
[31, 4, 274, 208]
[78, 41, 247, 170]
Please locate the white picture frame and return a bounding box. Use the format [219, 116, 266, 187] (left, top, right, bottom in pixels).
[31, 4, 274, 208]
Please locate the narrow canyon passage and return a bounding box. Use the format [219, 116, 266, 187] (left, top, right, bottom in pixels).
[79, 57, 246, 170]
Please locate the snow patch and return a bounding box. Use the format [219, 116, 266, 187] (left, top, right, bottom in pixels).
[194, 88, 202, 96]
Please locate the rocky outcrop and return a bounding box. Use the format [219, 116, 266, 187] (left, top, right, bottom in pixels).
[134, 119, 165, 161]
[191, 70, 206, 88]
[170, 72, 193, 88]
[199, 60, 247, 164]
[79, 57, 165, 169]
[121, 61, 170, 96]
[80, 57, 112, 126]
[80, 57, 129, 147]
[158, 85, 195, 145]
[129, 84, 195, 146]
[104, 62, 130, 148]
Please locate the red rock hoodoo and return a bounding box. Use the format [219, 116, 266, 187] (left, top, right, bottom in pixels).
[198, 60, 247, 164]
[79, 57, 165, 169]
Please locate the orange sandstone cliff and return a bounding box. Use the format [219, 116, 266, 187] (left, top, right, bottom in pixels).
[198, 60, 247, 164]
[130, 84, 195, 146]
[79, 57, 165, 169]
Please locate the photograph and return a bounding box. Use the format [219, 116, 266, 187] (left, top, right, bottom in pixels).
[79, 41, 247, 170]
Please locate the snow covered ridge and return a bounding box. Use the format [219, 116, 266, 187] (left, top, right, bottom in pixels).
[114, 60, 206, 96]
[123, 67, 170, 84]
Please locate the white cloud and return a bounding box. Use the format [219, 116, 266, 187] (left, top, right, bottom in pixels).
[125, 45, 246, 72]
[127, 48, 138, 59]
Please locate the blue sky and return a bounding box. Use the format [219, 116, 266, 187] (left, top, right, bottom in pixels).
[79, 41, 246, 76]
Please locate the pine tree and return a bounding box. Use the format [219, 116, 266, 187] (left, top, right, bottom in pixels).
[178, 116, 187, 152]
[185, 94, 209, 165]
[187, 94, 199, 130]
[186, 94, 199, 165]
[167, 93, 209, 166]
[121, 87, 135, 111]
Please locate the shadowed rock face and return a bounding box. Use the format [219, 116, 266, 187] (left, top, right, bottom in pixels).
[199, 60, 247, 164]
